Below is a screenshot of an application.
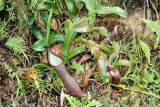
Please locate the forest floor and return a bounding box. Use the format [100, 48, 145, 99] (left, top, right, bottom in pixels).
[0, 0, 160, 107]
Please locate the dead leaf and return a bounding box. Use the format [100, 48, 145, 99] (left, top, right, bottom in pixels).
[36, 15, 45, 29]
[82, 64, 96, 88]
[51, 18, 58, 31]
[50, 44, 62, 58]
[25, 68, 38, 85]
[78, 54, 91, 64]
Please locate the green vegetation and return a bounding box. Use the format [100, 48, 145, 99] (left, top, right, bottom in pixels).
[0, 0, 160, 106]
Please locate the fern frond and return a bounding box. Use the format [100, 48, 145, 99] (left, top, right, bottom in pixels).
[0, 62, 16, 78]
[65, 94, 82, 107]
[6, 37, 27, 54]
[0, 21, 7, 40]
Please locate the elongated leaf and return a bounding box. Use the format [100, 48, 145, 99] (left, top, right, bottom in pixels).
[62, 20, 76, 57]
[140, 40, 150, 64]
[94, 26, 108, 37]
[31, 26, 42, 39]
[69, 64, 85, 72]
[142, 19, 160, 36]
[94, 6, 128, 18]
[142, 19, 160, 48]
[115, 59, 130, 66]
[65, 0, 77, 15]
[81, 0, 101, 11]
[33, 38, 47, 51]
[27, 13, 35, 25]
[40, 11, 49, 26]
[0, 0, 4, 11]
[73, 17, 92, 32]
[98, 52, 111, 83]
[51, 34, 64, 42]
[67, 47, 84, 60]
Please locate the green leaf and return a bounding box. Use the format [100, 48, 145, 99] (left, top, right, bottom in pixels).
[65, 94, 82, 107]
[144, 72, 154, 83]
[81, 0, 101, 11]
[86, 100, 102, 107]
[27, 13, 35, 25]
[46, 11, 52, 43]
[67, 47, 84, 60]
[0, 0, 4, 11]
[94, 6, 128, 18]
[50, 34, 64, 42]
[142, 19, 160, 48]
[94, 27, 108, 37]
[139, 40, 150, 64]
[69, 64, 85, 72]
[98, 52, 111, 83]
[73, 17, 92, 33]
[65, 0, 77, 15]
[31, 26, 42, 39]
[40, 11, 49, 26]
[98, 43, 112, 55]
[74, 0, 83, 10]
[115, 59, 130, 66]
[62, 20, 76, 57]
[32, 38, 47, 51]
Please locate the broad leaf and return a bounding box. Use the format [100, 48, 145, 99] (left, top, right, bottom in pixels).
[62, 20, 76, 57]
[139, 40, 150, 64]
[31, 26, 42, 39]
[67, 47, 84, 60]
[142, 19, 160, 48]
[0, 0, 4, 11]
[94, 27, 108, 37]
[73, 17, 92, 33]
[94, 6, 128, 18]
[98, 52, 111, 83]
[115, 59, 130, 66]
[69, 64, 85, 72]
[40, 11, 49, 26]
[65, 0, 77, 16]
[33, 38, 47, 51]
[27, 13, 35, 25]
[81, 0, 101, 11]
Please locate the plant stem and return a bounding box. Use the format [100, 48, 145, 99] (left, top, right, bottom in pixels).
[46, 11, 53, 43]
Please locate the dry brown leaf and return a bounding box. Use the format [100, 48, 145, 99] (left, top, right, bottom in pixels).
[51, 19, 58, 31]
[25, 68, 38, 85]
[36, 15, 45, 29]
[82, 65, 96, 88]
[77, 54, 91, 64]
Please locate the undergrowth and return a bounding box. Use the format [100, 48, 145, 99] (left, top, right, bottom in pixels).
[0, 0, 160, 107]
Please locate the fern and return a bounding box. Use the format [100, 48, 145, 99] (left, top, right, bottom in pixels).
[65, 93, 102, 107]
[0, 0, 4, 11]
[65, 94, 82, 107]
[6, 37, 28, 61]
[0, 62, 16, 78]
[0, 21, 7, 40]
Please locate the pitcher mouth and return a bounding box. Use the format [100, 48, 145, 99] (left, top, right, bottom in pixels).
[47, 49, 62, 67]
